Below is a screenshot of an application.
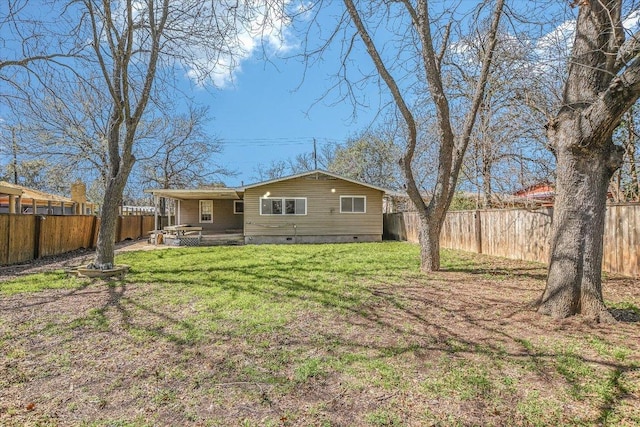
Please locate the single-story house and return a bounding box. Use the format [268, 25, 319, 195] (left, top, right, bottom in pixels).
[145, 169, 392, 245]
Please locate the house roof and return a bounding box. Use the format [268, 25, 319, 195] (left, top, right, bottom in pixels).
[242, 169, 392, 193]
[0, 181, 73, 203]
[145, 170, 397, 200]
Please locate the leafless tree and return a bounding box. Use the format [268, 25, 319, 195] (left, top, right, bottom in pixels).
[0, 0, 85, 101]
[537, 0, 640, 322]
[139, 106, 232, 214]
[330, 0, 505, 271]
[328, 127, 403, 190]
[442, 27, 555, 206]
[8, 0, 287, 269]
[251, 143, 335, 181]
[610, 107, 640, 201]
[252, 160, 289, 181]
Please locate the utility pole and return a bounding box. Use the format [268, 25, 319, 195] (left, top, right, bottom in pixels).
[313, 138, 318, 170]
[12, 127, 18, 185]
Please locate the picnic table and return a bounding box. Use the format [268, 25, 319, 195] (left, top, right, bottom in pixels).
[163, 225, 203, 236]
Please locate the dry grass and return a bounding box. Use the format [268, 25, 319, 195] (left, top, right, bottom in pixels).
[0, 242, 638, 426]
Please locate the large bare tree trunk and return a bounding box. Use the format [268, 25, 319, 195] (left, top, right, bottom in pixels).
[538, 0, 640, 321]
[91, 166, 132, 269]
[417, 212, 442, 271]
[539, 113, 622, 321]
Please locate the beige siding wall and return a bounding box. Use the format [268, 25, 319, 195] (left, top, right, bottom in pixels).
[244, 176, 383, 237]
[179, 199, 243, 232]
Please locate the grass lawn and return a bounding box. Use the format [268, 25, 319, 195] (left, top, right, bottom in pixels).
[1, 242, 639, 426]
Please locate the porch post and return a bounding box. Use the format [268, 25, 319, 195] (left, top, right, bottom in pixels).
[177, 199, 181, 225]
[154, 195, 159, 232]
[9, 195, 16, 214]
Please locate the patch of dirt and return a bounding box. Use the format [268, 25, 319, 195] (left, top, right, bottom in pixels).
[0, 239, 165, 282]
[0, 249, 638, 426]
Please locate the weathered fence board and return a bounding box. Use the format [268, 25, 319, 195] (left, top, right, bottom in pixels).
[477, 208, 552, 264]
[384, 204, 640, 277]
[0, 214, 155, 266]
[38, 215, 96, 257]
[118, 216, 141, 241]
[0, 215, 36, 265]
[441, 211, 477, 253]
[602, 204, 640, 277]
[142, 216, 155, 237]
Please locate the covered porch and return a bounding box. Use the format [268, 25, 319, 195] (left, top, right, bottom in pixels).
[144, 187, 245, 246]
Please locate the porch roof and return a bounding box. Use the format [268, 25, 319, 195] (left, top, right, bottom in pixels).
[145, 188, 244, 200]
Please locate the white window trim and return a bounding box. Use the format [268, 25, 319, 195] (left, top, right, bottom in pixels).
[260, 197, 307, 216]
[234, 200, 244, 214]
[199, 200, 213, 223]
[340, 195, 367, 213]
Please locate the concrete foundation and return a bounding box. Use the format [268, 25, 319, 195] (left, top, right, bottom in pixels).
[244, 234, 381, 245]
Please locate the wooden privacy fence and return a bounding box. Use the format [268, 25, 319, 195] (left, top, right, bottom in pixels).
[0, 214, 156, 266]
[384, 204, 640, 277]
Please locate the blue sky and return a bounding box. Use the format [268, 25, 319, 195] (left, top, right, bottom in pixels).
[7, 1, 639, 191]
[195, 53, 378, 187]
[189, 4, 381, 187]
[0, 1, 380, 188]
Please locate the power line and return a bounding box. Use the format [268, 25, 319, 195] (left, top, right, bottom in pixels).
[219, 137, 342, 147]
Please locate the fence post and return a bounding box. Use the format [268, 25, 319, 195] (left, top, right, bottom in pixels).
[90, 216, 98, 248]
[34, 215, 42, 259]
[475, 210, 482, 254]
[2, 215, 10, 265]
[116, 216, 122, 242]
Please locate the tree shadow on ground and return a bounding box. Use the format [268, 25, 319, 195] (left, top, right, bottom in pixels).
[609, 308, 640, 322]
[443, 265, 548, 282]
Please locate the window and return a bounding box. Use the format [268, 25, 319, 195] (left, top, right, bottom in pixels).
[340, 196, 366, 213]
[234, 200, 244, 214]
[260, 197, 306, 215]
[199, 200, 213, 223]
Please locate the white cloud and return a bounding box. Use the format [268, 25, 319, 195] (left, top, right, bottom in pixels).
[623, 9, 640, 32]
[534, 9, 640, 72]
[534, 19, 575, 69]
[183, 1, 298, 89]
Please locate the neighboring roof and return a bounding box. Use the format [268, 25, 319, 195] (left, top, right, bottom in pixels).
[243, 169, 393, 194]
[144, 187, 244, 200]
[0, 181, 73, 203]
[513, 181, 554, 197]
[0, 181, 23, 196]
